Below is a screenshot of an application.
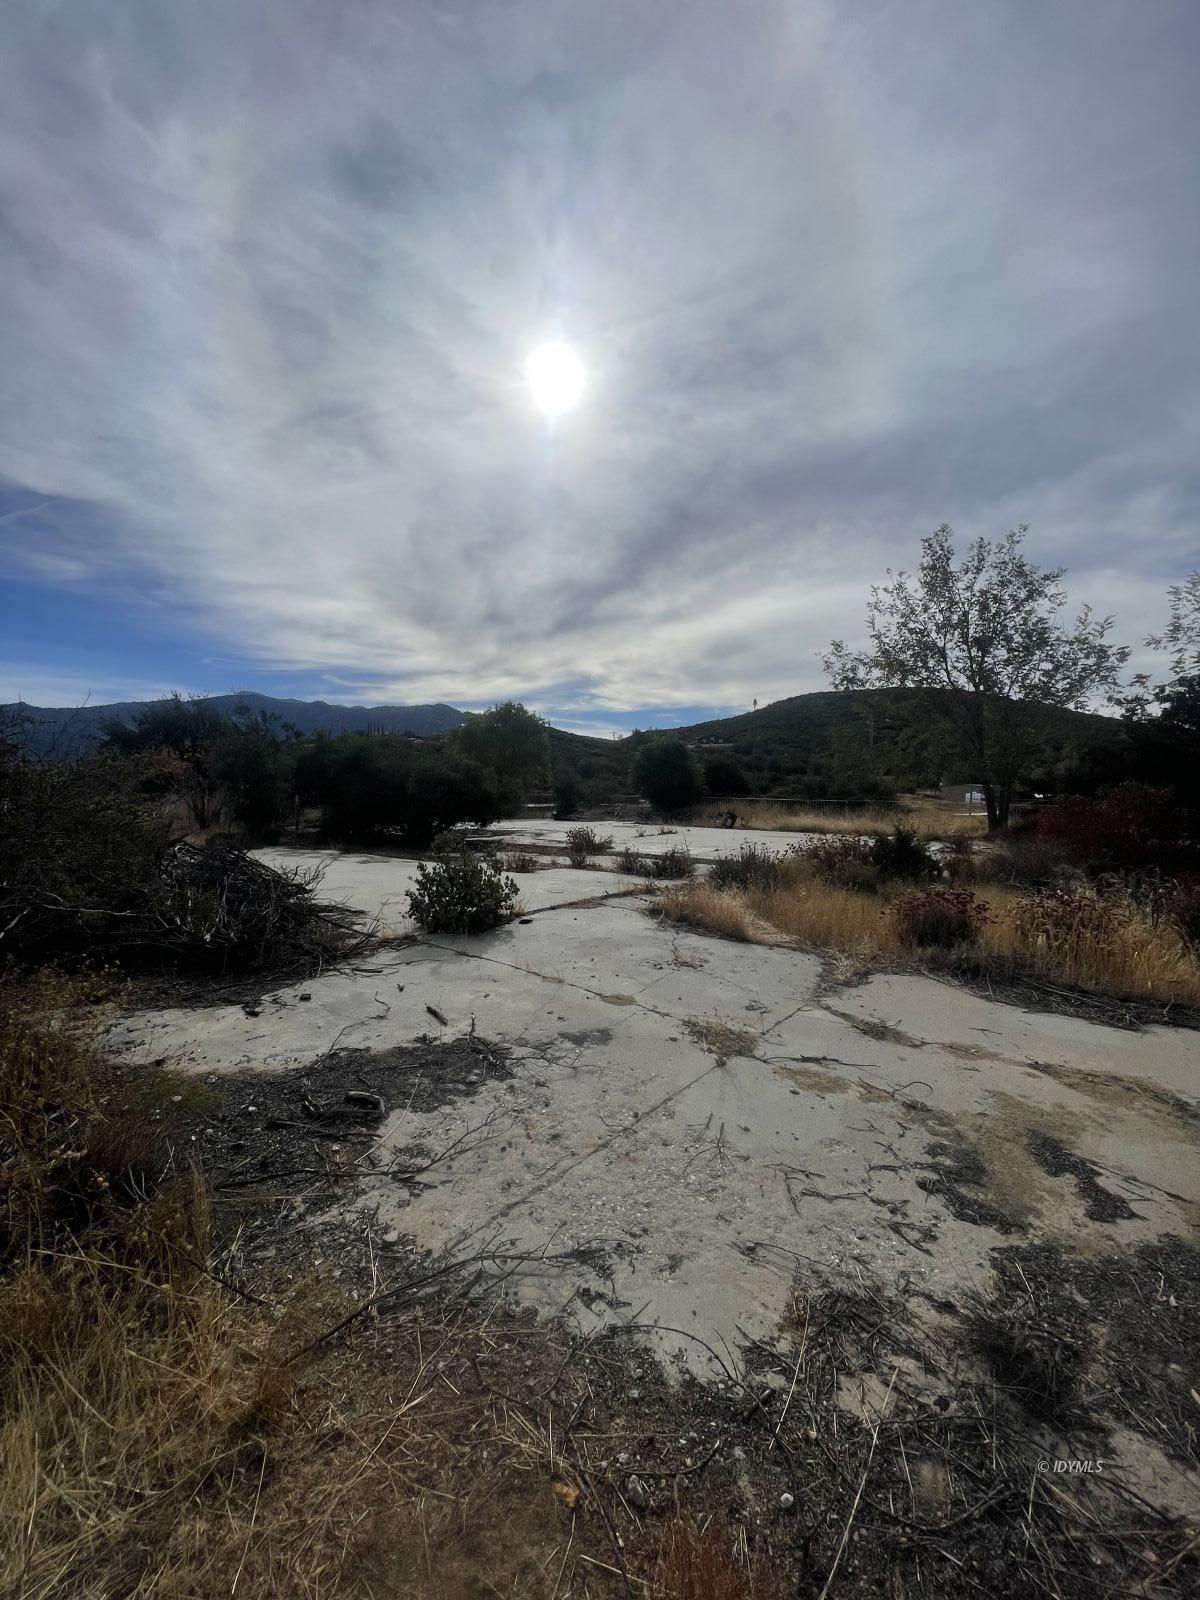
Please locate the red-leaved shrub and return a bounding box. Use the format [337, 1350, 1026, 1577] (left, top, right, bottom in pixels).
[1036, 784, 1197, 874]
[892, 888, 991, 949]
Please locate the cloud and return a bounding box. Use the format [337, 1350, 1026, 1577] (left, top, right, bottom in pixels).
[1, 0, 1197, 715]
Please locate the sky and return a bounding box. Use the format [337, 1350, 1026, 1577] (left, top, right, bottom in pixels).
[1, 1, 1197, 737]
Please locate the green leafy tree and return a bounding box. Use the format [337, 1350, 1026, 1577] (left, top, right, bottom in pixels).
[553, 769, 581, 817]
[451, 702, 550, 792]
[211, 707, 298, 841]
[633, 740, 703, 813]
[823, 526, 1129, 829]
[702, 754, 752, 796]
[1148, 571, 1200, 684]
[293, 735, 514, 846]
[102, 693, 235, 830]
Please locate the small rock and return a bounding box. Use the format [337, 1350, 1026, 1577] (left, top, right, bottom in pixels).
[626, 1474, 648, 1511]
[779, 1493, 795, 1511]
[298, 992, 312, 1002]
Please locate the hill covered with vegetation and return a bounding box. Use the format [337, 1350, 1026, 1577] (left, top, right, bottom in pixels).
[550, 688, 1127, 805]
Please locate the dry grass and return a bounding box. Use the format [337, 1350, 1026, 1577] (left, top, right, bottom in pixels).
[683, 1014, 761, 1065]
[658, 883, 758, 942]
[696, 796, 985, 840]
[978, 884, 1200, 1005]
[1, 975, 792, 1599]
[659, 863, 1200, 1007]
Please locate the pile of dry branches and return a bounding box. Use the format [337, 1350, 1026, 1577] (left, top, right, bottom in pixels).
[1, 750, 370, 976]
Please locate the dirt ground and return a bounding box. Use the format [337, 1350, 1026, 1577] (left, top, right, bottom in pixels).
[107, 839, 1200, 1594]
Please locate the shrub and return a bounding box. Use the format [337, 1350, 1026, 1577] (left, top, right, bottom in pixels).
[1037, 783, 1198, 875]
[406, 849, 518, 934]
[0, 753, 361, 975]
[565, 826, 613, 867]
[1166, 880, 1200, 954]
[616, 846, 655, 879]
[653, 845, 696, 880]
[296, 736, 517, 846]
[553, 771, 580, 818]
[791, 835, 880, 893]
[503, 851, 541, 873]
[632, 740, 704, 813]
[943, 836, 985, 884]
[703, 754, 753, 796]
[1013, 889, 1133, 964]
[986, 830, 1068, 887]
[709, 844, 783, 893]
[869, 826, 938, 882]
[893, 888, 991, 949]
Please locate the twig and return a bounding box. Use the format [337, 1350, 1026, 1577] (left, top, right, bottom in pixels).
[817, 1365, 898, 1600]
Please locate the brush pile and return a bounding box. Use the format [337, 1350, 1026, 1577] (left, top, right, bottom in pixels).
[0, 751, 368, 975]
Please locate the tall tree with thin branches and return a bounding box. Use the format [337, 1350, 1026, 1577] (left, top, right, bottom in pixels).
[823, 525, 1129, 829]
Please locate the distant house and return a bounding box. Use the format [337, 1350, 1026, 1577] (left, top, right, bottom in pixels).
[694, 735, 731, 748]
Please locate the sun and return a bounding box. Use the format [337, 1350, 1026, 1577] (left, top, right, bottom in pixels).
[525, 339, 585, 419]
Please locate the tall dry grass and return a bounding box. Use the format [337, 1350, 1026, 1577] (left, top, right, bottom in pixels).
[659, 863, 1200, 1007]
[0, 976, 310, 1599]
[6, 977, 766, 1599]
[696, 798, 985, 840]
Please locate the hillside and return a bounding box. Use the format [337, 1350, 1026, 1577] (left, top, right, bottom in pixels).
[3, 692, 465, 758]
[550, 689, 1126, 799]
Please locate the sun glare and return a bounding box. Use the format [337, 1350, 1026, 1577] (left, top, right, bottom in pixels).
[526, 339, 585, 419]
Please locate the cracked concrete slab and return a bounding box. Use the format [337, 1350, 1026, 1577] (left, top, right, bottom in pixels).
[253, 847, 647, 934]
[110, 851, 1200, 1380]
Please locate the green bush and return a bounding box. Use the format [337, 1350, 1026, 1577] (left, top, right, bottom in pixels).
[406, 849, 519, 935]
[703, 754, 752, 796]
[616, 846, 654, 879]
[553, 771, 580, 818]
[633, 740, 704, 813]
[294, 735, 516, 846]
[869, 826, 938, 882]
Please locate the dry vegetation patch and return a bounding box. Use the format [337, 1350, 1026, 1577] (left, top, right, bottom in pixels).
[698, 798, 985, 840]
[658, 856, 1200, 1012]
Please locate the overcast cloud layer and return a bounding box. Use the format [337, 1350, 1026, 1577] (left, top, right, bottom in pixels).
[1, 0, 1197, 727]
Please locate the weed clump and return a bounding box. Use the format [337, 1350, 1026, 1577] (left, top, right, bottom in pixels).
[655, 845, 695, 879]
[791, 834, 879, 892]
[893, 888, 991, 949]
[565, 826, 613, 867]
[708, 844, 783, 893]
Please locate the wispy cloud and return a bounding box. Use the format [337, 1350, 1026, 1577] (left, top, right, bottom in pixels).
[1, 0, 1196, 715]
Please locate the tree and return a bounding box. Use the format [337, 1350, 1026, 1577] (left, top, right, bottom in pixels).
[633, 740, 703, 812]
[823, 526, 1129, 829]
[293, 734, 515, 846]
[450, 702, 550, 792]
[211, 708, 298, 841]
[702, 754, 752, 796]
[1148, 571, 1200, 684]
[102, 693, 232, 830]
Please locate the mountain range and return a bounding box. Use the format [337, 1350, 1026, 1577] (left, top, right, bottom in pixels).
[2, 692, 466, 758]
